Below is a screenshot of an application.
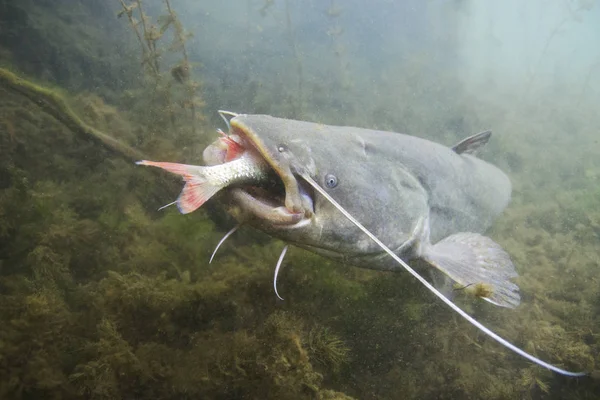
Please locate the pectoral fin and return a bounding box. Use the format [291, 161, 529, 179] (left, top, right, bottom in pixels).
[421, 232, 520, 308]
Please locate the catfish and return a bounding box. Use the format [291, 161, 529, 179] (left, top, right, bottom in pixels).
[137, 111, 586, 377]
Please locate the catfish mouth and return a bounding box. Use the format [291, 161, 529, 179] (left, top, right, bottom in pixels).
[205, 117, 314, 228]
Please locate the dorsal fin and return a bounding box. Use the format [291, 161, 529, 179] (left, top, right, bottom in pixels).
[451, 130, 492, 155]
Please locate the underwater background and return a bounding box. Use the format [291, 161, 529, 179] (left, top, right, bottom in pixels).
[1, 0, 599, 398]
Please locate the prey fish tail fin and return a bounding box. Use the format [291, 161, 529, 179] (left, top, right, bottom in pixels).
[421, 233, 520, 308]
[136, 160, 221, 214]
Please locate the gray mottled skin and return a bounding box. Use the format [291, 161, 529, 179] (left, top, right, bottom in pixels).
[221, 114, 511, 272]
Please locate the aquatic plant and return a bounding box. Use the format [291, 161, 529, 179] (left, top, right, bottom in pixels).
[306, 325, 350, 372]
[117, 0, 203, 137]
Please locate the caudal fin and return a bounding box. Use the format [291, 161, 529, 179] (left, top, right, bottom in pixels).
[136, 160, 221, 214]
[422, 232, 520, 308]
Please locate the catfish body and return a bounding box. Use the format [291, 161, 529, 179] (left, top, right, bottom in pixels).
[226, 116, 510, 264]
[222, 114, 519, 308]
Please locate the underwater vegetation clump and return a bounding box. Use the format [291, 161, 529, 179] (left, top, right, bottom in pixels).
[306, 325, 351, 372]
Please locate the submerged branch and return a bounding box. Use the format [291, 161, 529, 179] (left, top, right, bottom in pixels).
[0, 68, 145, 161]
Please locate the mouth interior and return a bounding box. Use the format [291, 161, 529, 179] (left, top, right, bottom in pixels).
[243, 180, 286, 208]
[212, 126, 314, 225]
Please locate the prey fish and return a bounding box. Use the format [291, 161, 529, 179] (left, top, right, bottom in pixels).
[136, 153, 266, 213]
[136, 110, 586, 377]
[136, 131, 264, 213]
[137, 131, 303, 224]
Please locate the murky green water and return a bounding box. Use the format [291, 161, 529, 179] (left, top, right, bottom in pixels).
[0, 1, 599, 399]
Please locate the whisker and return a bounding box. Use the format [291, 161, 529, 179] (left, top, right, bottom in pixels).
[158, 201, 177, 211]
[209, 224, 240, 264]
[273, 245, 288, 301]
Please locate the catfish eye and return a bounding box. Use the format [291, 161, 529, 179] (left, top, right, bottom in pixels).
[277, 144, 287, 152]
[325, 174, 338, 188]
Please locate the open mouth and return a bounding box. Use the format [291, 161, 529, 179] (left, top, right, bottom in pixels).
[203, 116, 314, 228]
